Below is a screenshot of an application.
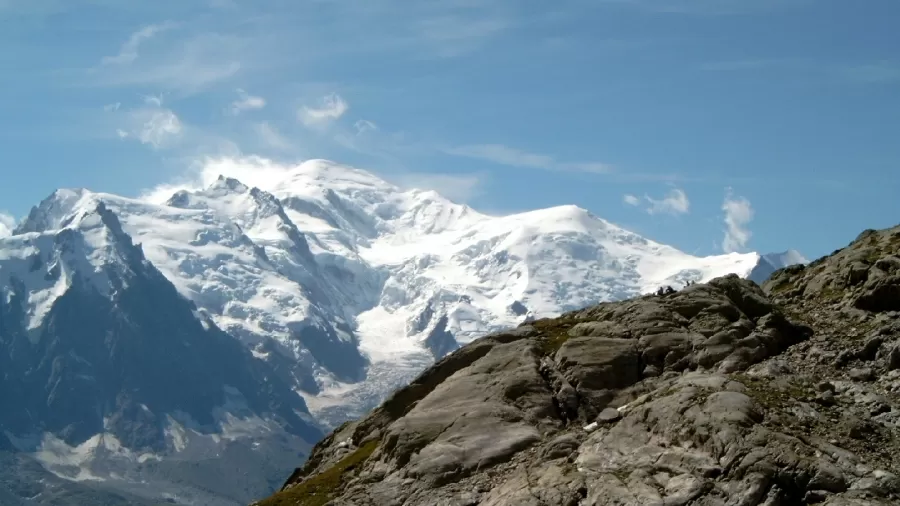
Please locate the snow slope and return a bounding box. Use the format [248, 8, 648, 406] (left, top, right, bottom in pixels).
[747, 249, 809, 284]
[7, 158, 764, 425]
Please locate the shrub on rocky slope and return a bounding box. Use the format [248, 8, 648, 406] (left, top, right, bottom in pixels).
[255, 225, 900, 506]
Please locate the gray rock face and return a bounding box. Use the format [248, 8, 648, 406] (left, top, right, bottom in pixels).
[422, 315, 461, 360]
[0, 203, 322, 504]
[257, 255, 900, 506]
[257, 226, 900, 505]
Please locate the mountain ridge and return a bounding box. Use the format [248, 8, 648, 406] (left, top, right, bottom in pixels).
[1, 198, 322, 504]
[7, 160, 785, 422]
[256, 222, 900, 506]
[0, 158, 806, 504]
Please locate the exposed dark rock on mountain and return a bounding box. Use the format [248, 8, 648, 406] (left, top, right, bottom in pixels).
[0, 202, 323, 504]
[256, 225, 900, 506]
[422, 315, 460, 360]
[1, 203, 321, 449]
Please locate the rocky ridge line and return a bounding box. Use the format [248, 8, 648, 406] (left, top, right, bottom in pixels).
[254, 224, 900, 506]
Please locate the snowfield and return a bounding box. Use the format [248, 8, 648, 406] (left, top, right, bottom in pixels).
[4, 158, 784, 424]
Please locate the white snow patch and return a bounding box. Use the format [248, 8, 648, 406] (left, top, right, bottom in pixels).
[2, 157, 772, 426]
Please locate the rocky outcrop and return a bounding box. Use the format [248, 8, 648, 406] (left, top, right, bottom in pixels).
[255, 225, 900, 506]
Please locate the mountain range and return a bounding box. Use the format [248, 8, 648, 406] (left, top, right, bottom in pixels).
[0, 159, 806, 505]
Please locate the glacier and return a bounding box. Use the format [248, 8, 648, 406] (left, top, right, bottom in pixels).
[5, 158, 788, 425]
[0, 158, 804, 504]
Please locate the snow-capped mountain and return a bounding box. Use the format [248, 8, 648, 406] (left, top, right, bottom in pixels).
[0, 201, 321, 505]
[0, 158, 784, 504]
[747, 249, 809, 284]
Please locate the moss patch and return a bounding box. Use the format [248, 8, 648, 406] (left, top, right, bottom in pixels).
[255, 440, 379, 506]
[734, 374, 807, 409]
[532, 316, 587, 356]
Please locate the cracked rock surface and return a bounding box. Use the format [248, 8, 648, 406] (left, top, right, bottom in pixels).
[255, 224, 900, 506]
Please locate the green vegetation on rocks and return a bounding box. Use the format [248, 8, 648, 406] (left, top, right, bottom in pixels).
[253, 440, 378, 506]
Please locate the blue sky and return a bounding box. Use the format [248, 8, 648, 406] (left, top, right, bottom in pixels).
[0, 0, 898, 259]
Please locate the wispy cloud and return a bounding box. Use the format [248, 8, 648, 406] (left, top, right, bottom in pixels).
[645, 188, 690, 215]
[299, 93, 349, 126]
[722, 188, 753, 253]
[114, 97, 183, 149]
[88, 31, 245, 95]
[354, 119, 378, 135]
[231, 88, 266, 115]
[839, 61, 900, 84]
[131, 109, 183, 148]
[142, 94, 164, 107]
[392, 171, 485, 203]
[699, 58, 900, 86]
[0, 212, 15, 239]
[288, 1, 514, 60]
[602, 0, 808, 15]
[411, 15, 508, 58]
[102, 22, 177, 66]
[698, 58, 796, 72]
[624, 188, 690, 215]
[140, 155, 484, 206]
[444, 144, 612, 173]
[253, 122, 292, 151]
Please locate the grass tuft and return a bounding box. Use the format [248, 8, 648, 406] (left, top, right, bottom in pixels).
[254, 440, 379, 506]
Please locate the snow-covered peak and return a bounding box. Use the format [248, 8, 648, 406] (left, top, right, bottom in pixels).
[15, 188, 95, 234]
[747, 249, 809, 284]
[3, 157, 785, 425]
[762, 249, 809, 267]
[199, 158, 481, 242]
[167, 175, 300, 247]
[0, 199, 151, 338]
[272, 159, 398, 195]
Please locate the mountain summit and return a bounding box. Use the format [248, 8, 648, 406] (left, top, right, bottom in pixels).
[0, 159, 799, 504]
[7, 160, 779, 424]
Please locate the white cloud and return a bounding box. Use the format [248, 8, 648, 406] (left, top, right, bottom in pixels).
[722, 188, 753, 253]
[412, 15, 508, 58]
[299, 93, 349, 126]
[140, 155, 484, 207]
[447, 144, 554, 169]
[142, 94, 164, 107]
[89, 32, 245, 95]
[231, 88, 266, 115]
[0, 212, 15, 238]
[623, 188, 690, 215]
[445, 144, 612, 173]
[137, 109, 182, 148]
[116, 103, 183, 149]
[102, 22, 177, 66]
[393, 172, 484, 203]
[103, 102, 121, 112]
[253, 122, 292, 150]
[568, 162, 614, 173]
[644, 188, 690, 215]
[354, 119, 378, 135]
